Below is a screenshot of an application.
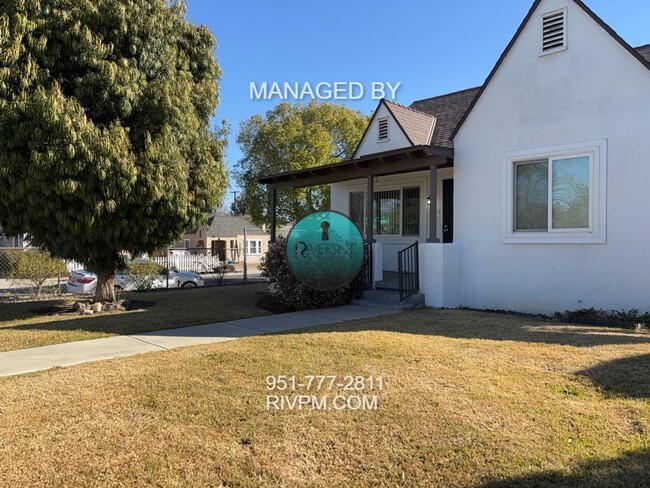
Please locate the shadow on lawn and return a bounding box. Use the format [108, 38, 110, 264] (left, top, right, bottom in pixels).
[478, 447, 650, 487]
[314, 309, 650, 348]
[577, 353, 650, 399]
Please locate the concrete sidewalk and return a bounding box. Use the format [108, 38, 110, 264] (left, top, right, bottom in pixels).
[0, 304, 394, 378]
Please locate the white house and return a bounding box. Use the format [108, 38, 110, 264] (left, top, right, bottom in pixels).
[259, 0, 650, 314]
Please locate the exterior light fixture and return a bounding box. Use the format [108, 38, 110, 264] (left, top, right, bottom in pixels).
[427, 195, 431, 206]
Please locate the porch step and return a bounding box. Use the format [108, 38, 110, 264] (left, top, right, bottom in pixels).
[352, 289, 425, 311]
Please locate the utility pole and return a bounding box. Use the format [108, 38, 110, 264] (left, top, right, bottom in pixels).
[231, 191, 240, 216]
[243, 227, 248, 284]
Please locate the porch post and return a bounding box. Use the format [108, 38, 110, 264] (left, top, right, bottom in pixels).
[269, 186, 277, 243]
[427, 163, 440, 243]
[366, 175, 374, 243]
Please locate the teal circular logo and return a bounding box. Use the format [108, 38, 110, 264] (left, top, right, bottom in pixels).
[286, 211, 365, 291]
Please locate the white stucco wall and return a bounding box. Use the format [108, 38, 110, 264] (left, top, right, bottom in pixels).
[353, 104, 411, 158]
[454, 0, 650, 313]
[419, 243, 462, 308]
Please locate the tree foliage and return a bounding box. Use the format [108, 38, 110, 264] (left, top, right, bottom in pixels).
[234, 102, 368, 226]
[7, 249, 67, 297]
[124, 260, 163, 291]
[0, 0, 228, 301]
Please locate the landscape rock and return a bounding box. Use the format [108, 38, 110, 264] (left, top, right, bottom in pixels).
[73, 301, 88, 312]
[91, 302, 103, 313]
[119, 299, 130, 309]
[104, 302, 125, 311]
[81, 309, 94, 315]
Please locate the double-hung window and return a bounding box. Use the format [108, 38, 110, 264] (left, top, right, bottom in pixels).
[504, 140, 606, 243]
[247, 239, 262, 255]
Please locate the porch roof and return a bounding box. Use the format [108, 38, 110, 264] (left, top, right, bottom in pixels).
[257, 145, 453, 190]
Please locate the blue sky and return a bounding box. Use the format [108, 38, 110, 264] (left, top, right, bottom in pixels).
[185, 0, 650, 206]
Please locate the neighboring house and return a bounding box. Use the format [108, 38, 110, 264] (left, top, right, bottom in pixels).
[259, 0, 650, 314]
[0, 227, 27, 248]
[179, 211, 269, 264]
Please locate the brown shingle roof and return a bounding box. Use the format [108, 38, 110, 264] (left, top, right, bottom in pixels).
[635, 44, 650, 63]
[383, 100, 436, 146]
[409, 87, 481, 148]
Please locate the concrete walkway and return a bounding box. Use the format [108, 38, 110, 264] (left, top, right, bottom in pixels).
[0, 305, 394, 378]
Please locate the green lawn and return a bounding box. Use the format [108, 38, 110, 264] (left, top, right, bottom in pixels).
[0, 308, 647, 486]
[0, 283, 270, 352]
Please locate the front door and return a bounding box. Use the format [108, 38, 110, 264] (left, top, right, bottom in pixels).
[442, 179, 453, 243]
[211, 239, 226, 262]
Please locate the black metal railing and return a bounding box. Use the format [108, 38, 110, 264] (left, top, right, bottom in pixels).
[398, 241, 419, 301]
[362, 241, 373, 290]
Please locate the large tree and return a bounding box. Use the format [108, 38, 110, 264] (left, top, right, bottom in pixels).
[0, 0, 228, 302]
[234, 102, 368, 226]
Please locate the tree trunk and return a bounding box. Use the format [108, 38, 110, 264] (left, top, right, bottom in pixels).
[94, 269, 116, 303]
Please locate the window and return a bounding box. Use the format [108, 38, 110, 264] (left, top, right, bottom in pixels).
[541, 8, 567, 55]
[373, 190, 400, 235]
[184, 239, 190, 249]
[504, 140, 606, 243]
[247, 239, 262, 255]
[349, 191, 365, 231]
[402, 187, 420, 236]
[349, 187, 421, 237]
[378, 118, 389, 142]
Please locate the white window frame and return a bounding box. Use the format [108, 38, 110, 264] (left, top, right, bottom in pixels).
[502, 139, 606, 244]
[247, 239, 262, 255]
[539, 7, 568, 57]
[184, 239, 191, 249]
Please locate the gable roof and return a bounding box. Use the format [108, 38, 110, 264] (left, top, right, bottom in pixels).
[351, 99, 435, 158]
[410, 87, 481, 148]
[204, 211, 267, 238]
[451, 0, 650, 141]
[383, 100, 436, 146]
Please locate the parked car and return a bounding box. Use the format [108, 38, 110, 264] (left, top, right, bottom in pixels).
[67, 268, 204, 294]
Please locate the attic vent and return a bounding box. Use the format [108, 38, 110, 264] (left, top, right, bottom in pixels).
[542, 9, 566, 53]
[378, 118, 389, 141]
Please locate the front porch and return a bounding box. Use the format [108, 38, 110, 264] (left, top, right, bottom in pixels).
[258, 145, 463, 308]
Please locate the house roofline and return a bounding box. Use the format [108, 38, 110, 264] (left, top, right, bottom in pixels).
[350, 99, 384, 159]
[258, 144, 453, 189]
[382, 99, 416, 146]
[451, 0, 650, 141]
[411, 86, 483, 106]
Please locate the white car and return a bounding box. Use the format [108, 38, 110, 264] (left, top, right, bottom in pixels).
[67, 268, 204, 294]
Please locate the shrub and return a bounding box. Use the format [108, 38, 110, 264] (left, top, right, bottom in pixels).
[0, 249, 21, 278]
[6, 249, 68, 297]
[124, 261, 164, 290]
[259, 236, 366, 310]
[213, 263, 235, 286]
[557, 307, 650, 329]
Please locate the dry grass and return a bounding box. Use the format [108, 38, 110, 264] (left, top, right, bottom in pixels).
[0, 308, 648, 487]
[0, 283, 270, 352]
